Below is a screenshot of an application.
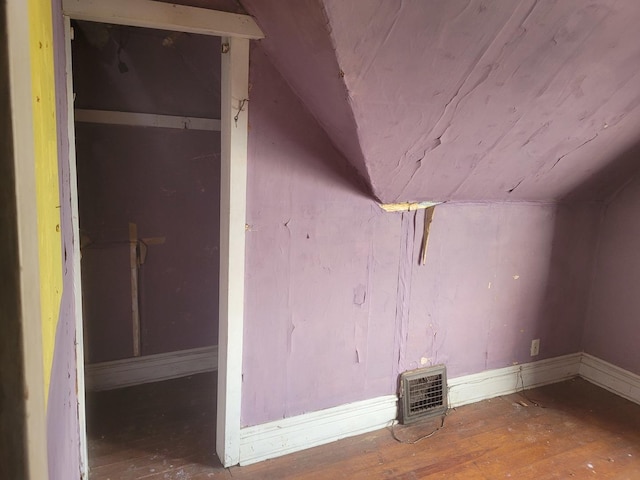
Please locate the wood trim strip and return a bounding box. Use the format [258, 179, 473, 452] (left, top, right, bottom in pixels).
[74, 109, 222, 131]
[62, 0, 264, 39]
[85, 345, 218, 391]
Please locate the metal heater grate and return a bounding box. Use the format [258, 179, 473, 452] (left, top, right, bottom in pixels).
[399, 365, 447, 425]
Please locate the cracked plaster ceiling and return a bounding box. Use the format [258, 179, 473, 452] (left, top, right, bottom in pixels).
[241, 0, 640, 203]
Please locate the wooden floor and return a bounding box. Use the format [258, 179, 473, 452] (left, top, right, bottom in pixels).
[87, 373, 640, 479]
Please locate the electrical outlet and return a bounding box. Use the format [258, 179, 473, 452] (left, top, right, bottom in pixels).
[530, 338, 540, 356]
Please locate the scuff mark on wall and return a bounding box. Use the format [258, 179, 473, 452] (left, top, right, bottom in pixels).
[508, 178, 525, 193]
[546, 133, 599, 174]
[353, 284, 367, 305]
[283, 218, 294, 357]
[352, 234, 376, 374]
[521, 121, 551, 148]
[286, 319, 295, 356]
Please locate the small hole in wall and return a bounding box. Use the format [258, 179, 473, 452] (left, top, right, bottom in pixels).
[306, 234, 310, 239]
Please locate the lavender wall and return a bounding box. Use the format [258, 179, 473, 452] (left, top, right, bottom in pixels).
[48, 0, 81, 477]
[242, 0, 372, 189]
[240, 46, 600, 427]
[583, 175, 640, 375]
[403, 203, 599, 377]
[242, 46, 398, 425]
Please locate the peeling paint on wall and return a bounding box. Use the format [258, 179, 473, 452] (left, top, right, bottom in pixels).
[392, 211, 417, 384]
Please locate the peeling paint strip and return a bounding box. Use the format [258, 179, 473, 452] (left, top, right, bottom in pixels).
[393, 212, 417, 384]
[379, 201, 441, 213]
[419, 206, 436, 266]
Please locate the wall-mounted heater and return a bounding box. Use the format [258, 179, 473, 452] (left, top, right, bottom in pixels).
[398, 365, 447, 425]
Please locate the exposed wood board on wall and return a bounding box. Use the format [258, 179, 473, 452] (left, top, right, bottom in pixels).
[85, 345, 218, 391]
[74, 109, 222, 131]
[62, 0, 264, 39]
[419, 206, 435, 265]
[128, 222, 140, 357]
[379, 201, 441, 212]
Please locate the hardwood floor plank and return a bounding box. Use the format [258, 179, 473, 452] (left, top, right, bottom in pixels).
[86, 375, 640, 479]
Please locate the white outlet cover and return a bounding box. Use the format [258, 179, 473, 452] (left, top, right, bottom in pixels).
[530, 339, 540, 356]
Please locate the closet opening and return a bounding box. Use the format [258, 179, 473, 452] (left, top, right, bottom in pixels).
[72, 19, 223, 477]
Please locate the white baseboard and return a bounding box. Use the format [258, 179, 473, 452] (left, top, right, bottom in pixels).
[239, 395, 397, 466]
[85, 345, 217, 391]
[579, 353, 640, 405]
[84, 349, 638, 464]
[448, 353, 582, 408]
[237, 353, 582, 466]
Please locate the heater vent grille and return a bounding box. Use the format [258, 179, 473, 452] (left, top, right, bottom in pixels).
[399, 365, 447, 424]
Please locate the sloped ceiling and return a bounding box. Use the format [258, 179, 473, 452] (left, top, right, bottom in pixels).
[241, 0, 640, 203]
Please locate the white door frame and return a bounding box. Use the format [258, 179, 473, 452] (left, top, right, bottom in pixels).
[61, 0, 263, 473]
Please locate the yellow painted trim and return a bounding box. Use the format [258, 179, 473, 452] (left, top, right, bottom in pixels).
[29, 0, 63, 404]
